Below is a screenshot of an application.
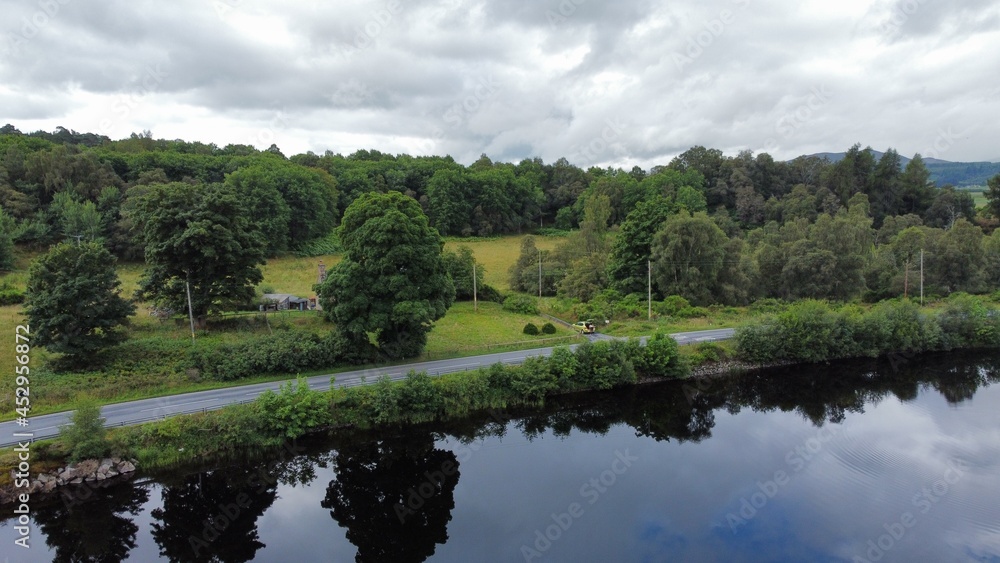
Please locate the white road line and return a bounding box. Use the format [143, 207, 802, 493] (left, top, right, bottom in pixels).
[140, 397, 217, 412]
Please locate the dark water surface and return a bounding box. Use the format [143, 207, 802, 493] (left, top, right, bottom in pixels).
[3, 353, 1000, 562]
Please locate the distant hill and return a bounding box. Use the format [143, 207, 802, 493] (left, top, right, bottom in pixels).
[803, 150, 1000, 188]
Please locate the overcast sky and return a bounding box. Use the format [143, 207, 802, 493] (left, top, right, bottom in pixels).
[1, 0, 998, 168]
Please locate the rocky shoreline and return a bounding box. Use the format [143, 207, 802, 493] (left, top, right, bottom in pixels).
[1, 457, 137, 505]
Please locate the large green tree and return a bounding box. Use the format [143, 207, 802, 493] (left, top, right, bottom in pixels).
[24, 241, 135, 360]
[986, 173, 1000, 220]
[224, 161, 338, 254]
[441, 245, 485, 300]
[651, 211, 729, 304]
[0, 207, 14, 270]
[129, 182, 265, 324]
[318, 192, 454, 359]
[898, 154, 936, 216]
[558, 194, 612, 301]
[607, 196, 674, 295]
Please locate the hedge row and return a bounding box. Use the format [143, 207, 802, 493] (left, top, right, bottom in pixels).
[115, 333, 690, 466]
[735, 294, 999, 364]
[187, 330, 373, 381]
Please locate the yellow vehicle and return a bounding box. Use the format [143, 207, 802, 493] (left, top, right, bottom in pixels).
[572, 320, 596, 334]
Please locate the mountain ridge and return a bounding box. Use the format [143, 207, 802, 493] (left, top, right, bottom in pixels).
[801, 150, 1000, 188]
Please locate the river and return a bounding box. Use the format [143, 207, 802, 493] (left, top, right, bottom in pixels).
[2, 352, 999, 562]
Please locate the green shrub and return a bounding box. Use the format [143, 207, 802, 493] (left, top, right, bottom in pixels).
[523, 322, 539, 335]
[255, 377, 331, 438]
[370, 375, 401, 425]
[398, 370, 443, 423]
[555, 207, 575, 230]
[189, 330, 346, 381]
[613, 293, 645, 318]
[637, 333, 688, 379]
[294, 230, 343, 257]
[548, 346, 580, 390]
[0, 287, 25, 305]
[509, 358, 558, 401]
[655, 295, 691, 316]
[937, 294, 999, 349]
[503, 294, 539, 315]
[478, 284, 504, 303]
[60, 397, 109, 462]
[748, 298, 786, 314]
[572, 340, 636, 390]
[734, 323, 783, 364]
[734, 297, 969, 365]
[541, 322, 557, 334]
[694, 341, 726, 362]
[675, 306, 708, 318]
[535, 227, 571, 237]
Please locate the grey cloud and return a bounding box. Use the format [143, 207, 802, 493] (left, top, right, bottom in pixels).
[1, 0, 998, 165]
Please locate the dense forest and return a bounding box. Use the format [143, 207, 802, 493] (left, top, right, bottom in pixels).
[2, 124, 999, 309]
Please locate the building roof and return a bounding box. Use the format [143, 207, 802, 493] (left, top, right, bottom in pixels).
[262, 293, 310, 303]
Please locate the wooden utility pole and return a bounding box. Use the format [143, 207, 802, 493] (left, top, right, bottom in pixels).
[185, 274, 196, 344]
[538, 249, 542, 298]
[647, 259, 652, 320]
[920, 249, 924, 305]
[904, 259, 909, 298]
[473, 261, 478, 312]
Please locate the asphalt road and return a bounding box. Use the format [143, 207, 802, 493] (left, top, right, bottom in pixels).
[0, 328, 734, 447]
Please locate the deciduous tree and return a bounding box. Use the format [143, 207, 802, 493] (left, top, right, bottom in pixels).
[129, 182, 266, 324]
[318, 192, 454, 359]
[24, 241, 134, 360]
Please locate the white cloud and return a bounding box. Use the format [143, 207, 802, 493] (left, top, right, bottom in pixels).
[1, 0, 997, 166]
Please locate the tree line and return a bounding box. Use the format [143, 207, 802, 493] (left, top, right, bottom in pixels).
[510, 190, 1000, 307]
[3, 125, 997, 267]
[6, 125, 1000, 357]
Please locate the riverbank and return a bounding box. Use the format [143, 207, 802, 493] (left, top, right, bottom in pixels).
[3, 291, 999, 504]
[0, 334, 690, 500]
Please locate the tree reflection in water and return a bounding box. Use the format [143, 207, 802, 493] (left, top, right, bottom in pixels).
[14, 351, 1000, 562]
[33, 481, 149, 562]
[322, 433, 460, 563]
[150, 465, 278, 563]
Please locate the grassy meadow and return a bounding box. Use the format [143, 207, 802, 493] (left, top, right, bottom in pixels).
[443, 234, 563, 290]
[0, 234, 572, 417]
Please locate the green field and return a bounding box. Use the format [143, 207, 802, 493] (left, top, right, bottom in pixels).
[444, 235, 562, 291]
[0, 234, 572, 417]
[424, 300, 578, 358]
